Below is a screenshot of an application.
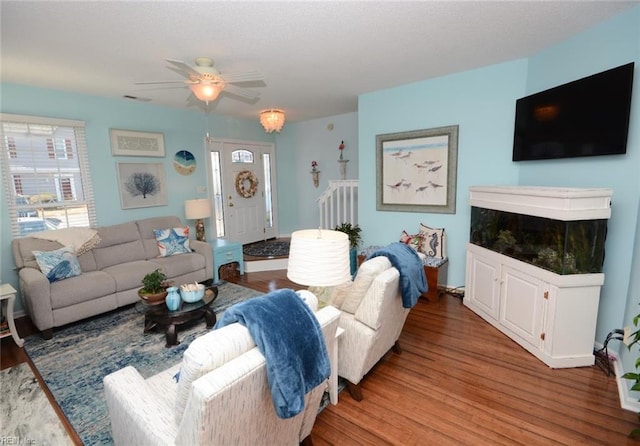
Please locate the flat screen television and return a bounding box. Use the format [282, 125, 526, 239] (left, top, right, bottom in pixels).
[513, 62, 634, 161]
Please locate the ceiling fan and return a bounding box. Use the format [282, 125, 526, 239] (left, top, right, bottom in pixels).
[135, 57, 264, 103]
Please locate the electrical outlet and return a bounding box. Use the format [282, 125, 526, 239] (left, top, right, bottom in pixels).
[624, 326, 633, 346]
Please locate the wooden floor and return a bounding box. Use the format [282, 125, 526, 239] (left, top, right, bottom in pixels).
[1, 269, 637, 445]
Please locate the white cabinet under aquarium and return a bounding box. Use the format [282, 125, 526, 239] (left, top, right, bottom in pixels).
[464, 186, 612, 368]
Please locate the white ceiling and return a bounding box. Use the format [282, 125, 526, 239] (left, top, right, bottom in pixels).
[1, 1, 637, 123]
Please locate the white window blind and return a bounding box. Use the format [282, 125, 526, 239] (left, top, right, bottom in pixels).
[1, 113, 97, 237]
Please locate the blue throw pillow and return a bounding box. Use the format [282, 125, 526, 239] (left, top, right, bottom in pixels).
[33, 246, 82, 282]
[154, 227, 191, 257]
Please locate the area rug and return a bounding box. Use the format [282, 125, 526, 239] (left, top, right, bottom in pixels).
[243, 240, 290, 257]
[24, 281, 263, 446]
[0, 363, 73, 445]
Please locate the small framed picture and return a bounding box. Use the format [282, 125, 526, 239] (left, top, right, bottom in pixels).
[110, 129, 165, 157]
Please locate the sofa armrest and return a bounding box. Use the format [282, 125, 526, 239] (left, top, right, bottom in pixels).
[18, 267, 53, 332]
[103, 366, 177, 445]
[190, 239, 214, 281]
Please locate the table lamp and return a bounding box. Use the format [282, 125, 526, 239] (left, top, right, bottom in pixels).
[184, 198, 212, 242]
[287, 229, 351, 288]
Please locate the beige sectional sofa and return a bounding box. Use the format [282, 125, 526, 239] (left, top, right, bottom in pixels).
[12, 216, 213, 339]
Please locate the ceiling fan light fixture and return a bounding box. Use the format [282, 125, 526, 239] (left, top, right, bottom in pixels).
[190, 82, 222, 102]
[260, 109, 286, 133]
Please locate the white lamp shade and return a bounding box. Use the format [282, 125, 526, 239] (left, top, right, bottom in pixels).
[184, 198, 212, 219]
[287, 229, 351, 287]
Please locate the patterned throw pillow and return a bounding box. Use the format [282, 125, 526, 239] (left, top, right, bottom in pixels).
[154, 227, 191, 257]
[419, 223, 446, 258]
[399, 230, 424, 252]
[33, 246, 82, 282]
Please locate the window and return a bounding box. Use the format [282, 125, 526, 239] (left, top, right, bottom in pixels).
[1, 113, 97, 237]
[231, 149, 254, 164]
[209, 151, 225, 238]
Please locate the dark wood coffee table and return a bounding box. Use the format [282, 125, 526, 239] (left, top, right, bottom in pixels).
[136, 286, 218, 347]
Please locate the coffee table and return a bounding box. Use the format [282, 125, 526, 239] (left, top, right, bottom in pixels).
[136, 286, 218, 347]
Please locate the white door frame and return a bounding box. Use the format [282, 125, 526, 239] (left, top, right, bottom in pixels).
[206, 138, 278, 244]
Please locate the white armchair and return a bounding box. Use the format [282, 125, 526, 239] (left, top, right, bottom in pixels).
[103, 303, 340, 446]
[336, 256, 410, 401]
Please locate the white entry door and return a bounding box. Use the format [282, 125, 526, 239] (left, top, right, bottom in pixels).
[208, 139, 277, 245]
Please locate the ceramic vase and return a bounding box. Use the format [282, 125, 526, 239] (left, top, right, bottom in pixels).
[165, 286, 181, 311]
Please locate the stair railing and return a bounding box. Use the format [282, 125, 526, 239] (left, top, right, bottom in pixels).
[317, 179, 359, 229]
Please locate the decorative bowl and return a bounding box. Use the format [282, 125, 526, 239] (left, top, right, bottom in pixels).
[180, 283, 205, 303]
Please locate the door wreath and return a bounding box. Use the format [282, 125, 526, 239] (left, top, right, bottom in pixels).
[235, 170, 259, 198]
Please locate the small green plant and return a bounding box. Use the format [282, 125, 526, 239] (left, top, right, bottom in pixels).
[334, 223, 362, 249]
[140, 269, 168, 295]
[623, 311, 640, 439]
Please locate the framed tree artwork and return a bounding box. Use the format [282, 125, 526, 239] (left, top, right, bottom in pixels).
[376, 125, 459, 214]
[116, 162, 168, 209]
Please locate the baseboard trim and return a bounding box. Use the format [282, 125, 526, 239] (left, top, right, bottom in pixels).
[595, 342, 640, 413]
[244, 258, 289, 273]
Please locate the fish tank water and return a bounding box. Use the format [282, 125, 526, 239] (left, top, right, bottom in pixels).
[470, 206, 607, 275]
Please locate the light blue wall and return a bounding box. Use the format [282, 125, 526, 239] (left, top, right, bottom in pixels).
[358, 6, 640, 347]
[275, 112, 358, 234]
[359, 59, 526, 292]
[519, 8, 640, 348]
[1, 83, 274, 312]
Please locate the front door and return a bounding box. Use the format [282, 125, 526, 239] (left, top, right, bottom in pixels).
[208, 139, 277, 245]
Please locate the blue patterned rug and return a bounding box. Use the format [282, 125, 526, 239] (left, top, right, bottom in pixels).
[24, 281, 263, 446]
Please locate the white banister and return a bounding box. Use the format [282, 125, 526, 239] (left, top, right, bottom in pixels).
[317, 179, 359, 229]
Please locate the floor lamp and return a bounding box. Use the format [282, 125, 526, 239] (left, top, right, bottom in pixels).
[184, 198, 212, 242]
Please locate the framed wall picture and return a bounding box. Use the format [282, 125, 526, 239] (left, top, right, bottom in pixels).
[376, 125, 459, 214]
[110, 129, 165, 157]
[116, 162, 168, 209]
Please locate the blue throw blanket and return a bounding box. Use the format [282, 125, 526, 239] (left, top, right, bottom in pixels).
[365, 242, 427, 308]
[214, 289, 330, 419]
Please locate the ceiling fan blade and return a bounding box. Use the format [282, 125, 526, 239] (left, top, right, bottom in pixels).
[134, 80, 191, 85]
[166, 59, 201, 78]
[223, 84, 261, 100]
[219, 71, 265, 83]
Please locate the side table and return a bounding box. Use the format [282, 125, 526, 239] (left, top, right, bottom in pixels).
[212, 239, 244, 284]
[0, 283, 24, 347]
[329, 327, 345, 405]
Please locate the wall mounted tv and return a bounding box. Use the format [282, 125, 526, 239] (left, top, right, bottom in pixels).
[513, 62, 634, 161]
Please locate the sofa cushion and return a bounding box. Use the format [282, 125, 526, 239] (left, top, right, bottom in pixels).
[93, 222, 146, 270]
[33, 246, 82, 282]
[154, 227, 191, 257]
[419, 223, 446, 258]
[102, 261, 162, 293]
[136, 216, 184, 260]
[399, 230, 424, 252]
[149, 253, 206, 280]
[50, 271, 116, 309]
[341, 256, 392, 314]
[13, 238, 64, 270]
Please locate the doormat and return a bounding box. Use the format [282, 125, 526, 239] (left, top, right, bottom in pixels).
[243, 240, 290, 257]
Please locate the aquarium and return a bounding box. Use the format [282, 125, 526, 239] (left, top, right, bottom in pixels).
[470, 206, 607, 274]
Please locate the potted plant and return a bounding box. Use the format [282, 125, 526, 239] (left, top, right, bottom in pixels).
[138, 269, 170, 305]
[623, 310, 640, 438]
[335, 223, 362, 275]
